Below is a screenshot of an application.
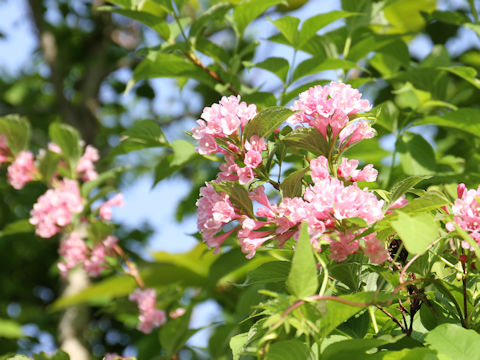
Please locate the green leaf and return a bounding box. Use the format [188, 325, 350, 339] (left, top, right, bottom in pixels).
[416, 108, 480, 138]
[389, 175, 431, 205]
[280, 167, 308, 198]
[170, 139, 197, 167]
[391, 212, 439, 254]
[129, 53, 215, 91]
[297, 11, 357, 48]
[243, 106, 294, 140]
[440, 66, 480, 89]
[233, 0, 287, 37]
[0, 114, 31, 156]
[230, 332, 249, 360]
[287, 222, 318, 298]
[0, 219, 34, 237]
[266, 339, 312, 360]
[81, 167, 128, 198]
[87, 221, 114, 244]
[293, 58, 361, 82]
[282, 127, 330, 156]
[321, 337, 393, 360]
[380, 347, 440, 359]
[211, 181, 255, 218]
[246, 260, 290, 285]
[38, 150, 61, 183]
[159, 308, 194, 356]
[425, 323, 480, 360]
[271, 16, 300, 46]
[397, 133, 436, 175]
[122, 119, 169, 147]
[189, 2, 232, 39]
[255, 57, 290, 83]
[99, 7, 170, 39]
[0, 318, 22, 339]
[33, 350, 70, 360]
[48, 123, 82, 174]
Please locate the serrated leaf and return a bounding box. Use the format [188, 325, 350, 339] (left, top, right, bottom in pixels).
[211, 181, 255, 218]
[0, 114, 31, 156]
[48, 123, 82, 174]
[255, 57, 290, 83]
[391, 212, 439, 254]
[297, 10, 358, 48]
[389, 175, 430, 205]
[293, 58, 360, 82]
[440, 66, 480, 89]
[189, 2, 232, 39]
[280, 167, 308, 198]
[233, 0, 287, 37]
[287, 222, 318, 298]
[282, 127, 330, 156]
[243, 106, 294, 140]
[271, 16, 299, 46]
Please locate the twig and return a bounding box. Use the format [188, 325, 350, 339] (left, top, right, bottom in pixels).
[400, 238, 441, 282]
[113, 244, 145, 288]
[375, 305, 405, 332]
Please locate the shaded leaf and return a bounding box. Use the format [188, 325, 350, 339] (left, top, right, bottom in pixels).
[282, 127, 330, 156]
[255, 57, 290, 83]
[415, 108, 480, 137]
[280, 167, 308, 198]
[48, 123, 82, 174]
[397, 133, 436, 175]
[243, 106, 294, 140]
[211, 181, 255, 218]
[0, 114, 31, 156]
[293, 57, 361, 81]
[266, 339, 312, 360]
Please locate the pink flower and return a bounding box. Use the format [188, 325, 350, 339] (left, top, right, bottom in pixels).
[244, 135, 266, 152]
[386, 194, 409, 214]
[0, 134, 10, 164]
[362, 234, 388, 264]
[289, 82, 371, 139]
[197, 184, 238, 251]
[83, 243, 107, 276]
[192, 96, 257, 155]
[29, 179, 84, 238]
[310, 156, 330, 182]
[338, 120, 375, 149]
[218, 155, 239, 182]
[48, 142, 62, 154]
[328, 232, 360, 262]
[337, 158, 378, 183]
[238, 166, 254, 184]
[57, 232, 88, 276]
[239, 232, 274, 258]
[447, 184, 480, 250]
[129, 288, 166, 334]
[7, 151, 37, 189]
[169, 308, 186, 319]
[99, 193, 124, 220]
[249, 186, 273, 209]
[77, 145, 99, 181]
[244, 150, 262, 168]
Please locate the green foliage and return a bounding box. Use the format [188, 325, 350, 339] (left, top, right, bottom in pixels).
[0, 115, 30, 156]
[391, 212, 440, 254]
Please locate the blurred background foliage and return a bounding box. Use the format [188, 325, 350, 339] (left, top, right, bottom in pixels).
[1, 0, 480, 358]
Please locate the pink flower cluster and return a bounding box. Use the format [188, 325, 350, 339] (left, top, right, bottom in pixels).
[129, 288, 166, 334]
[99, 193, 124, 220]
[288, 82, 374, 146]
[57, 233, 118, 277]
[446, 183, 480, 250]
[29, 179, 84, 238]
[192, 95, 257, 155]
[77, 145, 100, 181]
[7, 151, 37, 189]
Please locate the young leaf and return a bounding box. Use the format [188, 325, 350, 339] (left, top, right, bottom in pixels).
[243, 106, 294, 140]
[280, 167, 308, 198]
[230, 332, 249, 360]
[48, 123, 82, 173]
[233, 0, 287, 37]
[391, 211, 439, 254]
[0, 114, 31, 156]
[287, 222, 318, 298]
[211, 181, 255, 218]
